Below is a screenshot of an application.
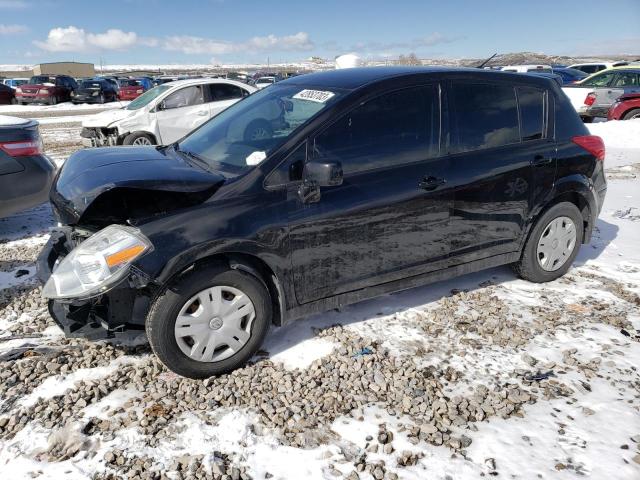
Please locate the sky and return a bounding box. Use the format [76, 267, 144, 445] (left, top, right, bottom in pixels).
[0, 0, 638, 66]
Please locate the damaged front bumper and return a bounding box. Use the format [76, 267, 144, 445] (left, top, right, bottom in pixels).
[37, 228, 153, 341]
[80, 127, 119, 148]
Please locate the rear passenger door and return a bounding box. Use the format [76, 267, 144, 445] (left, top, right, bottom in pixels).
[446, 81, 553, 264]
[287, 84, 451, 304]
[206, 83, 249, 117]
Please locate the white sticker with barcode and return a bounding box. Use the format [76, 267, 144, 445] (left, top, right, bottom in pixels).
[246, 151, 267, 166]
[292, 89, 335, 103]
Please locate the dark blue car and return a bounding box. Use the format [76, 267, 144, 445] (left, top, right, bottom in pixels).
[552, 68, 588, 85]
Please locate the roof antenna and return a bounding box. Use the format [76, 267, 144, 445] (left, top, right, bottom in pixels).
[476, 53, 498, 69]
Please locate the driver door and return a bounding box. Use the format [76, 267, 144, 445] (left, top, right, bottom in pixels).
[156, 85, 209, 144]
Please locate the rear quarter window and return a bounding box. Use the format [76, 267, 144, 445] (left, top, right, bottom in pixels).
[450, 83, 520, 153]
[517, 87, 547, 141]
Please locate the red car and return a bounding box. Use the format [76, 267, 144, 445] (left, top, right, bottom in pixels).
[608, 93, 640, 120]
[16, 75, 78, 105]
[118, 79, 147, 101]
[0, 83, 16, 104]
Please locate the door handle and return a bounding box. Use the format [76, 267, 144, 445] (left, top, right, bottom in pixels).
[532, 155, 553, 166]
[418, 176, 446, 190]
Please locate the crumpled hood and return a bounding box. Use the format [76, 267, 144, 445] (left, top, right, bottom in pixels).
[82, 108, 136, 128]
[51, 146, 225, 225]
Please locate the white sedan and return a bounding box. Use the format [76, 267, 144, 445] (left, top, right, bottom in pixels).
[80, 78, 256, 147]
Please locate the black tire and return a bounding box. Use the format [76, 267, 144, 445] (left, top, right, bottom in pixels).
[123, 132, 155, 146]
[49, 96, 57, 105]
[146, 265, 272, 379]
[622, 108, 640, 120]
[243, 119, 273, 142]
[580, 116, 593, 123]
[10, 97, 17, 105]
[512, 202, 584, 283]
[98, 94, 105, 104]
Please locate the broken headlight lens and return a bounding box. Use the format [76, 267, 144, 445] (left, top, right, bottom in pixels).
[42, 225, 152, 300]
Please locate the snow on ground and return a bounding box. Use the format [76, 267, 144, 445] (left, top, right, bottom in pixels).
[0, 109, 638, 479]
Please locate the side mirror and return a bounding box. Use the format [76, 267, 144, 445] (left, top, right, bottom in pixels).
[303, 161, 343, 187]
[156, 101, 166, 112]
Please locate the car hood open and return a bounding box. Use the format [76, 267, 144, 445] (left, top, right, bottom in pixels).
[82, 108, 136, 128]
[51, 146, 225, 225]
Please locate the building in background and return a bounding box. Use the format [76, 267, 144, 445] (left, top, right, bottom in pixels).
[0, 62, 95, 80]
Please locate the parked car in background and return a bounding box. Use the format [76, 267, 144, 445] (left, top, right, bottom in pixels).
[40, 67, 606, 378]
[118, 78, 151, 101]
[552, 67, 588, 85]
[72, 79, 119, 104]
[607, 93, 640, 120]
[2, 78, 28, 90]
[568, 62, 628, 75]
[255, 76, 277, 89]
[0, 115, 56, 218]
[153, 76, 179, 86]
[81, 79, 256, 147]
[16, 75, 77, 105]
[526, 72, 563, 86]
[562, 67, 640, 121]
[0, 83, 17, 104]
[501, 65, 552, 73]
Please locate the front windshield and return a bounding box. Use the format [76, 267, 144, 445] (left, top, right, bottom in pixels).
[30, 76, 54, 84]
[178, 84, 342, 174]
[126, 85, 172, 110]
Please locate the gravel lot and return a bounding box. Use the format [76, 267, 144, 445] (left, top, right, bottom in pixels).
[0, 105, 639, 479]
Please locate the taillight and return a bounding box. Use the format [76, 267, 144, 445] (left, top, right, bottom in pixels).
[136, 89, 143, 93]
[572, 135, 605, 162]
[584, 93, 596, 106]
[0, 138, 43, 157]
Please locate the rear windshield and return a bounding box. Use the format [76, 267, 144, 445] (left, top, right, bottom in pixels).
[29, 76, 55, 84]
[121, 79, 142, 87]
[80, 80, 106, 89]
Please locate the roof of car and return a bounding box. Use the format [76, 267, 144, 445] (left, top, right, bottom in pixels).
[279, 66, 554, 90]
[159, 78, 252, 89]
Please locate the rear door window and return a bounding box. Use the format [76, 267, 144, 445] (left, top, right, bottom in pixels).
[207, 83, 246, 101]
[612, 72, 639, 87]
[517, 87, 546, 141]
[450, 83, 520, 153]
[313, 85, 440, 175]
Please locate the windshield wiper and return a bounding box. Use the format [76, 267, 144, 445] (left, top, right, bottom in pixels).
[173, 143, 211, 171]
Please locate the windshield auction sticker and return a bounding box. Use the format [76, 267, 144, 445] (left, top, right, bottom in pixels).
[293, 89, 335, 103]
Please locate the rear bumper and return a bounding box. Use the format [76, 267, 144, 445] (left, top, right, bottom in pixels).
[37, 229, 151, 340]
[0, 154, 56, 218]
[583, 106, 610, 119]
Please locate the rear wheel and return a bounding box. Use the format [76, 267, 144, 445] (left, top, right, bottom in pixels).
[622, 108, 640, 120]
[512, 202, 583, 283]
[49, 96, 58, 105]
[146, 265, 272, 378]
[123, 132, 155, 146]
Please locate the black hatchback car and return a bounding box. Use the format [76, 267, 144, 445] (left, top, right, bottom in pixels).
[72, 79, 118, 104]
[38, 67, 607, 378]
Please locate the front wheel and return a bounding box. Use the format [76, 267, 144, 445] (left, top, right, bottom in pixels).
[146, 265, 272, 379]
[123, 132, 155, 146]
[622, 108, 640, 120]
[512, 202, 583, 283]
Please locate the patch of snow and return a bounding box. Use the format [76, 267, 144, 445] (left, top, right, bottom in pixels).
[0, 115, 31, 126]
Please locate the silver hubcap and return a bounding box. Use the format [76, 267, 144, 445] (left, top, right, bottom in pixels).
[174, 285, 255, 362]
[536, 216, 577, 272]
[132, 137, 151, 145]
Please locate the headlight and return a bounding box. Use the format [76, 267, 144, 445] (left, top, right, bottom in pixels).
[70, 91, 75, 97]
[92, 91, 100, 97]
[16, 87, 22, 93]
[42, 225, 152, 300]
[39, 89, 49, 94]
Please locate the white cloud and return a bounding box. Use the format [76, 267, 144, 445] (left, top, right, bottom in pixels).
[34, 26, 139, 52]
[0, 0, 29, 9]
[164, 31, 314, 55]
[0, 23, 28, 34]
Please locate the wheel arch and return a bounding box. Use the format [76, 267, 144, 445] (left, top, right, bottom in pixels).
[164, 251, 285, 327]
